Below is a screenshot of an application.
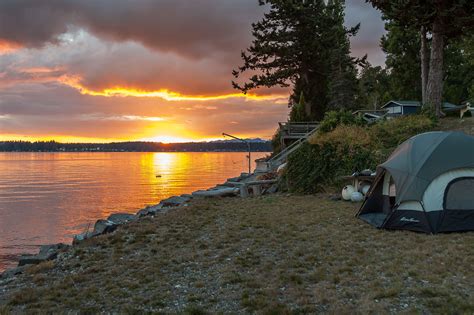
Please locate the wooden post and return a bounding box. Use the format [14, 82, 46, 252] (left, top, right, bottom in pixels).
[251, 185, 262, 196]
[239, 185, 249, 198]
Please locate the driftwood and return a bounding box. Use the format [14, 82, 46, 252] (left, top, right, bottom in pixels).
[192, 187, 239, 197]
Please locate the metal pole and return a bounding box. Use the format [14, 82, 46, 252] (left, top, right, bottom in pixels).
[247, 142, 251, 174]
[222, 133, 251, 174]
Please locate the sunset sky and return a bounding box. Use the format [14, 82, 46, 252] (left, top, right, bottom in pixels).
[0, 0, 385, 143]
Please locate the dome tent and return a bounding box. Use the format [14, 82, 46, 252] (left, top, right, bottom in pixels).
[357, 131, 474, 233]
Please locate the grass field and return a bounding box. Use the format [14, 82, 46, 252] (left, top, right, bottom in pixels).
[1, 194, 473, 314]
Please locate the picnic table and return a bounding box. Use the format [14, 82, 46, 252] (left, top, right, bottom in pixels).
[340, 174, 376, 191]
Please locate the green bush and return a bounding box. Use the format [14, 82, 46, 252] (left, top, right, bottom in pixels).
[286, 141, 378, 194]
[318, 110, 365, 134]
[270, 129, 282, 155]
[370, 114, 436, 151]
[285, 114, 436, 193]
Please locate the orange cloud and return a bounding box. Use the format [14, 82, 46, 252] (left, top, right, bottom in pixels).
[59, 75, 288, 102]
[0, 40, 21, 54]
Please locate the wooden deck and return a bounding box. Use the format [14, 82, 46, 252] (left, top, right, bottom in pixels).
[278, 122, 319, 146]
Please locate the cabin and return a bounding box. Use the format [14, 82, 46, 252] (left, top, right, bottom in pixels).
[382, 100, 468, 117]
[381, 100, 421, 116]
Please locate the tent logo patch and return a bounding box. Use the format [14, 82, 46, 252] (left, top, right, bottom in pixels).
[400, 217, 420, 223]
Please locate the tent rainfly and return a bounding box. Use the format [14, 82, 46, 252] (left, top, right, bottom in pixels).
[357, 131, 474, 233]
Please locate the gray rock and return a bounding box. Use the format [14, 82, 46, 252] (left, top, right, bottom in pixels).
[180, 194, 193, 199]
[93, 219, 117, 235]
[18, 255, 43, 267]
[137, 204, 163, 217]
[161, 196, 189, 208]
[107, 213, 136, 225]
[17, 243, 70, 267]
[39, 243, 69, 258]
[72, 231, 95, 245]
[1, 266, 26, 279]
[226, 177, 240, 183]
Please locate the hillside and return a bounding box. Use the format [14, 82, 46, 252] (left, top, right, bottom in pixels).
[438, 116, 474, 135]
[1, 195, 473, 313]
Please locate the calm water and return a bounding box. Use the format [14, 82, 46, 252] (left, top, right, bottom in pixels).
[0, 152, 269, 272]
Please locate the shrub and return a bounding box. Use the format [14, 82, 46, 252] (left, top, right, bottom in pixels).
[318, 110, 365, 134]
[286, 140, 378, 194]
[285, 114, 437, 193]
[370, 114, 436, 151]
[271, 128, 282, 155]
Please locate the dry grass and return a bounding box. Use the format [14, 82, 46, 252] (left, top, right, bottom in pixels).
[438, 116, 474, 136]
[1, 195, 474, 313]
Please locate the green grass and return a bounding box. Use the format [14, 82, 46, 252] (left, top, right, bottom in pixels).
[1, 195, 474, 313]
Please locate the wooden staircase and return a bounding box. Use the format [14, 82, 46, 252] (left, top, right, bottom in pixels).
[258, 122, 319, 172]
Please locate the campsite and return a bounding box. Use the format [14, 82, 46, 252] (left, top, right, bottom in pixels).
[1, 0, 474, 313]
[1, 116, 474, 314]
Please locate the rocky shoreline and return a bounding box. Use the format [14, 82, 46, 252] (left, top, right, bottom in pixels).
[1, 170, 279, 280]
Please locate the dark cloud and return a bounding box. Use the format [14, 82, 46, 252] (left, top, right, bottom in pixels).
[0, 0, 384, 63]
[0, 0, 264, 60]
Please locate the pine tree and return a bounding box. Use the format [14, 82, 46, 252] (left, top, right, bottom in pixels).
[381, 20, 422, 101]
[233, 0, 359, 120]
[326, 0, 359, 111]
[289, 92, 310, 122]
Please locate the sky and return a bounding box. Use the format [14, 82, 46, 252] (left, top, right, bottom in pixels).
[0, 0, 385, 143]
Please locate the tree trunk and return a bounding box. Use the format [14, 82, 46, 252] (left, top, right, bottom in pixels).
[426, 21, 445, 117]
[420, 26, 429, 106]
[301, 71, 312, 119]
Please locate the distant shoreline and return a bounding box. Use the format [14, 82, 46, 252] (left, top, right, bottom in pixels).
[0, 150, 271, 153]
[0, 140, 273, 153]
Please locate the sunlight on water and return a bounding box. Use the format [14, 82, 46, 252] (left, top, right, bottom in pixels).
[0, 152, 269, 271]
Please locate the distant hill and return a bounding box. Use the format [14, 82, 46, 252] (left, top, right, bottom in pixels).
[0, 139, 273, 152]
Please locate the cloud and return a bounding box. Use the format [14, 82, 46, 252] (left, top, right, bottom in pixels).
[0, 0, 264, 60]
[0, 83, 289, 141]
[0, 0, 385, 64]
[0, 0, 386, 141]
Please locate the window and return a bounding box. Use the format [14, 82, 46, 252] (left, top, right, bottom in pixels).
[387, 106, 402, 114]
[444, 177, 474, 210]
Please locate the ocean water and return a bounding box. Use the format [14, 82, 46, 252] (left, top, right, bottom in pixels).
[0, 152, 269, 272]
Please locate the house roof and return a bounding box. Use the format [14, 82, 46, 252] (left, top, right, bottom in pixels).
[382, 100, 461, 109]
[381, 100, 421, 108]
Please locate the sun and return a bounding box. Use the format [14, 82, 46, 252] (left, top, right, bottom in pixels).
[141, 135, 193, 144]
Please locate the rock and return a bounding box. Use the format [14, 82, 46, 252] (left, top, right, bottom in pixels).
[226, 176, 240, 183]
[1, 266, 27, 279]
[72, 231, 95, 245]
[18, 243, 70, 266]
[93, 219, 117, 235]
[38, 243, 69, 258]
[180, 194, 193, 199]
[161, 196, 189, 208]
[107, 213, 136, 225]
[18, 255, 42, 266]
[137, 204, 163, 217]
